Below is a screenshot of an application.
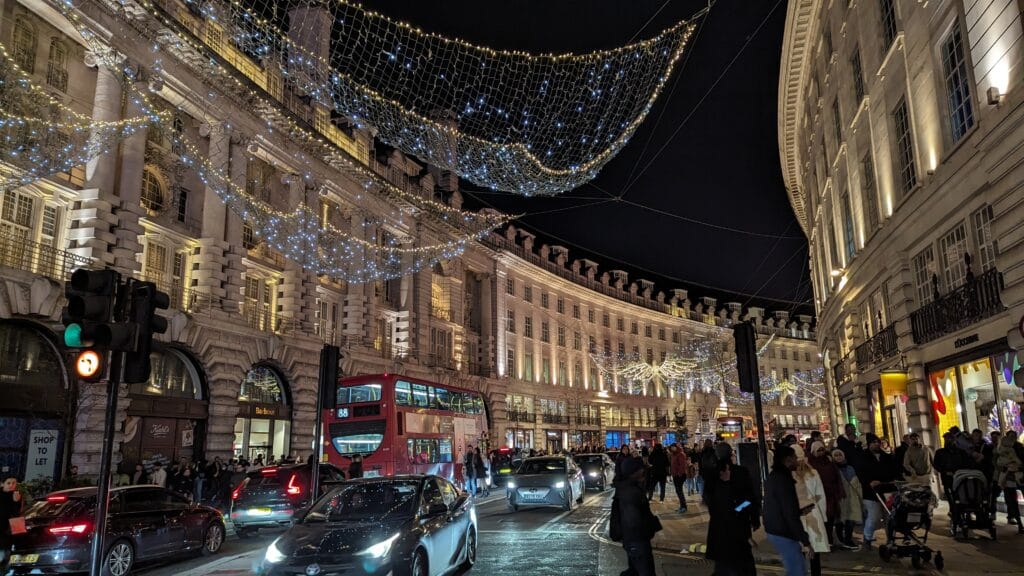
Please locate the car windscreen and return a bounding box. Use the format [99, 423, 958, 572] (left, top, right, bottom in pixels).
[574, 455, 604, 466]
[307, 481, 419, 522]
[518, 459, 565, 474]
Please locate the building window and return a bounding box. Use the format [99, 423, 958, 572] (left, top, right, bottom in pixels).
[573, 331, 581, 350]
[541, 292, 549, 308]
[851, 47, 865, 103]
[893, 97, 917, 198]
[938, 221, 969, 290]
[557, 298, 564, 314]
[841, 192, 856, 261]
[523, 285, 532, 302]
[588, 309, 595, 323]
[832, 98, 842, 150]
[671, 331, 679, 344]
[645, 348, 654, 364]
[175, 188, 189, 223]
[242, 222, 257, 249]
[644, 325, 652, 338]
[618, 342, 625, 356]
[972, 204, 997, 271]
[506, 277, 514, 295]
[506, 348, 516, 377]
[1, 191, 34, 228]
[524, 316, 533, 339]
[780, 348, 788, 360]
[658, 328, 665, 341]
[573, 304, 580, 319]
[506, 310, 515, 333]
[602, 313, 610, 328]
[542, 358, 551, 384]
[574, 362, 584, 388]
[616, 317, 624, 331]
[632, 345, 640, 357]
[861, 153, 879, 231]
[13, 17, 36, 73]
[941, 22, 974, 143]
[805, 352, 812, 362]
[46, 39, 68, 92]
[879, 0, 898, 54]
[558, 360, 567, 385]
[141, 168, 166, 213]
[557, 326, 566, 347]
[630, 321, 638, 335]
[541, 321, 550, 343]
[912, 246, 936, 305]
[524, 353, 534, 381]
[430, 267, 451, 321]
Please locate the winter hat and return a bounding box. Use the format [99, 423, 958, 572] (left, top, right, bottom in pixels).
[792, 444, 806, 461]
[810, 441, 826, 455]
[620, 456, 645, 478]
[831, 449, 845, 462]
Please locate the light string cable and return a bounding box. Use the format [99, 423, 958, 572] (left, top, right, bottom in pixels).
[0, 43, 153, 191]
[52, 0, 513, 282]
[168, 0, 708, 195]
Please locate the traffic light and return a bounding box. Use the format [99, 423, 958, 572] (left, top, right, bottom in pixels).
[123, 281, 170, 384]
[62, 269, 120, 349]
[733, 322, 759, 394]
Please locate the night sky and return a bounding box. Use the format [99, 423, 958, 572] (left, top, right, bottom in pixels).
[357, 0, 809, 311]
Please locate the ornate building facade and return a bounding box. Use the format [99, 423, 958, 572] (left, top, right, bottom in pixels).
[0, 0, 821, 484]
[779, 0, 1024, 448]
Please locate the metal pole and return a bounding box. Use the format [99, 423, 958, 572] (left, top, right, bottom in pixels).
[311, 345, 340, 502]
[88, 350, 122, 576]
[752, 375, 769, 486]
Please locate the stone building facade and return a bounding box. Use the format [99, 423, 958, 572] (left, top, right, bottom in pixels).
[0, 0, 821, 484]
[779, 0, 1024, 448]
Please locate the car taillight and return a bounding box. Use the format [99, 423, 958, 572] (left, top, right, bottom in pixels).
[260, 467, 278, 476]
[48, 522, 92, 535]
[46, 494, 68, 502]
[286, 473, 302, 496]
[231, 480, 246, 501]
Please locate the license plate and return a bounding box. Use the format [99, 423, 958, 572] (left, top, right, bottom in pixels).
[906, 513, 922, 523]
[11, 554, 39, 564]
[521, 490, 545, 500]
[363, 469, 381, 478]
[248, 507, 272, 516]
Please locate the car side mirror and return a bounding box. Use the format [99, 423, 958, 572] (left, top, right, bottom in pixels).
[426, 503, 448, 517]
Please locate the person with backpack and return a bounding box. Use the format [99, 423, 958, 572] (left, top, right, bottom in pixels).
[609, 457, 661, 576]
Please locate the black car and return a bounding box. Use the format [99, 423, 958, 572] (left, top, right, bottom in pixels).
[6, 485, 225, 576]
[573, 453, 615, 490]
[231, 463, 346, 537]
[261, 475, 476, 576]
[488, 448, 521, 491]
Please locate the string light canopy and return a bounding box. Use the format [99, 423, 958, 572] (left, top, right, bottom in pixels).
[196, 0, 707, 195]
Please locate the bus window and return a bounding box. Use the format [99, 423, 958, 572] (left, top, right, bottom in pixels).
[395, 381, 412, 406]
[338, 384, 382, 405]
[329, 420, 385, 456]
[439, 438, 452, 462]
[434, 387, 451, 411]
[472, 395, 484, 415]
[411, 383, 430, 408]
[450, 391, 465, 413]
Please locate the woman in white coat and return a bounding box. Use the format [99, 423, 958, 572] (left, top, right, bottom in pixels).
[793, 445, 829, 576]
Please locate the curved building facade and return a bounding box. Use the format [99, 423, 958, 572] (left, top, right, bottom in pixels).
[780, 0, 1024, 447]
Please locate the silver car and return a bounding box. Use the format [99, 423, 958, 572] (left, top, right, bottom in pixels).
[507, 456, 585, 511]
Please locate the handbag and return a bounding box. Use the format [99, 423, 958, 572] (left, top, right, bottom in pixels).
[9, 516, 27, 535]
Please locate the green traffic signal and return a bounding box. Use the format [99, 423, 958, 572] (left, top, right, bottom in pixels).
[64, 323, 83, 348]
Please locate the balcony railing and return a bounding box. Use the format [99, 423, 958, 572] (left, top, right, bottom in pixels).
[575, 415, 601, 427]
[241, 301, 296, 334]
[0, 229, 92, 281]
[855, 323, 899, 367]
[910, 268, 1004, 345]
[507, 410, 535, 423]
[541, 413, 569, 425]
[832, 356, 849, 386]
[423, 353, 456, 370]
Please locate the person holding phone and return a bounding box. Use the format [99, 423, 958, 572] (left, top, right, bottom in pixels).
[704, 443, 760, 576]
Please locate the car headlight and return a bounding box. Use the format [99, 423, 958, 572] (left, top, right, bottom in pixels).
[554, 481, 566, 489]
[264, 538, 287, 564]
[588, 471, 599, 478]
[507, 481, 516, 489]
[355, 533, 401, 559]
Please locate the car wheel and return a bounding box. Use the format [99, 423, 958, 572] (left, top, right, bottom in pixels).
[102, 540, 134, 576]
[459, 529, 477, 570]
[411, 548, 428, 576]
[202, 522, 225, 555]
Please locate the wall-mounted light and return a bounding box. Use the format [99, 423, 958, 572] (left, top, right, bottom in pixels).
[830, 268, 844, 277]
[987, 86, 1003, 106]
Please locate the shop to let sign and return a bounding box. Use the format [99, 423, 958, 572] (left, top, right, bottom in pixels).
[24, 429, 59, 481]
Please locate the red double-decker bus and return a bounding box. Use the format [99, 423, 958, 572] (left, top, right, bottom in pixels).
[325, 374, 489, 484]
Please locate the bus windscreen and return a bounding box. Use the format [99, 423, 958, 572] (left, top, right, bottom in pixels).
[329, 420, 385, 456]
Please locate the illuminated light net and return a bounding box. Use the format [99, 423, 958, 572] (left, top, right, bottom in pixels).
[199, 0, 702, 195]
[0, 45, 150, 191]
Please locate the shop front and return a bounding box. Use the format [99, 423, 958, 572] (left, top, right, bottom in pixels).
[865, 370, 911, 449]
[927, 345, 1023, 442]
[121, 346, 207, 472]
[0, 321, 68, 485]
[233, 365, 292, 463]
[605, 430, 629, 449]
[571, 430, 601, 449]
[505, 428, 534, 450]
[544, 430, 567, 453]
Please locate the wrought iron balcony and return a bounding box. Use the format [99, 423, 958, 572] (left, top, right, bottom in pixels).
[541, 413, 569, 425]
[910, 268, 1004, 345]
[423, 353, 457, 370]
[855, 323, 899, 367]
[0, 229, 92, 281]
[832, 356, 849, 386]
[574, 415, 601, 427]
[507, 410, 535, 423]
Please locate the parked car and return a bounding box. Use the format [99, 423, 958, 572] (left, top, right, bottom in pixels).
[262, 475, 476, 576]
[573, 453, 615, 490]
[230, 463, 346, 537]
[6, 485, 225, 576]
[506, 456, 585, 511]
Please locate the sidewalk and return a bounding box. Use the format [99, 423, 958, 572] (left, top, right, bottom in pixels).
[647, 489, 1024, 575]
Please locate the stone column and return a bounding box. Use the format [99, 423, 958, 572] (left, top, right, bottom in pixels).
[222, 136, 248, 312]
[203, 350, 247, 462]
[192, 122, 231, 306]
[70, 382, 130, 478]
[343, 211, 369, 340]
[84, 56, 121, 197]
[109, 80, 148, 276]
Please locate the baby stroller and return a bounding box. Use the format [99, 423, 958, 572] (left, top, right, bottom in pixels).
[949, 469, 997, 540]
[877, 482, 943, 570]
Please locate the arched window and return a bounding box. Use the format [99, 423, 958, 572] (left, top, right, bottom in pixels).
[239, 366, 286, 405]
[141, 168, 166, 213]
[130, 347, 202, 400]
[235, 365, 291, 462]
[12, 17, 37, 73]
[46, 39, 67, 92]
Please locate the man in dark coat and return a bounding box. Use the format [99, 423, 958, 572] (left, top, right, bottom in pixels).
[836, 424, 862, 468]
[858, 434, 895, 550]
[646, 444, 670, 502]
[613, 457, 661, 576]
[763, 446, 810, 576]
[704, 443, 760, 576]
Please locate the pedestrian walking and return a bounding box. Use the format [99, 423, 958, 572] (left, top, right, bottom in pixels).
[611, 458, 661, 576]
[348, 454, 364, 479]
[614, 444, 632, 480]
[646, 443, 669, 502]
[995, 430, 1024, 532]
[857, 434, 896, 551]
[1, 476, 25, 571]
[670, 444, 689, 512]
[831, 449, 863, 549]
[474, 447, 489, 496]
[764, 446, 811, 576]
[793, 446, 829, 576]
[704, 443, 760, 576]
[901, 432, 933, 487]
[807, 441, 847, 548]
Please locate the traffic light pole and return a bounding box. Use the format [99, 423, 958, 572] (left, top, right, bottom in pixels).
[310, 345, 340, 502]
[88, 350, 123, 576]
[751, 372, 769, 486]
